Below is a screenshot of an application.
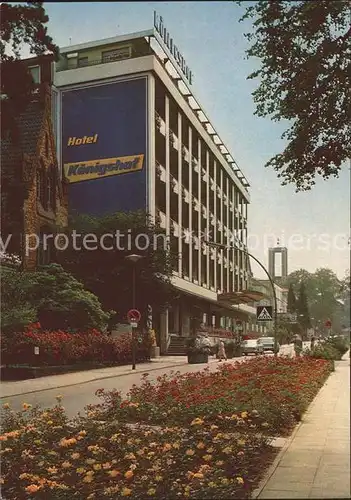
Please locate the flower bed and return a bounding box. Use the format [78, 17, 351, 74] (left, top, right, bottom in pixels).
[1, 400, 274, 499]
[1, 324, 151, 368]
[90, 357, 333, 435]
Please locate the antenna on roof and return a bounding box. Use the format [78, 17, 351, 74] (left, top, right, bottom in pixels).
[69, 37, 72, 45]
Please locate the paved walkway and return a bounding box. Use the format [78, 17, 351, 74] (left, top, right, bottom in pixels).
[257, 352, 350, 499]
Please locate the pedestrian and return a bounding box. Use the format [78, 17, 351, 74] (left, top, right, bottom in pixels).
[217, 340, 227, 362]
[293, 334, 302, 357]
[310, 335, 315, 350]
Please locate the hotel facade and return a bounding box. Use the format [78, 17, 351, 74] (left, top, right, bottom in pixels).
[52, 18, 264, 352]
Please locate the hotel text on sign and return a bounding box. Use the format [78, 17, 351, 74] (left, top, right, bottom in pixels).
[64, 154, 144, 184]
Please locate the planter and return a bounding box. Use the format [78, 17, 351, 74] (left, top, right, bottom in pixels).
[187, 352, 209, 364]
[150, 346, 160, 358]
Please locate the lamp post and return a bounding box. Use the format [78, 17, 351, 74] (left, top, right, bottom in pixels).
[125, 254, 144, 370]
[204, 240, 279, 356]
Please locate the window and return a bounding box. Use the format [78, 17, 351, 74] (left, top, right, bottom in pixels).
[45, 134, 49, 157]
[29, 65, 40, 84]
[78, 57, 89, 67]
[48, 166, 56, 210]
[102, 47, 131, 63]
[38, 161, 47, 209]
[36, 171, 42, 200]
[47, 172, 52, 209]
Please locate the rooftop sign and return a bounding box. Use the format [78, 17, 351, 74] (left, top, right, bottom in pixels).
[153, 11, 193, 85]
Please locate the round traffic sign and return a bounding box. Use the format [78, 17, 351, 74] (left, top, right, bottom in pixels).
[127, 309, 141, 323]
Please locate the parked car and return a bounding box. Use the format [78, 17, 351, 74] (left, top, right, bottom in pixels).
[258, 336, 279, 353]
[240, 339, 264, 356]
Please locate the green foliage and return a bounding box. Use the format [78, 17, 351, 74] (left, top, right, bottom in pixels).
[56, 211, 178, 326]
[285, 267, 347, 334]
[287, 283, 297, 313]
[296, 282, 311, 332]
[238, 0, 351, 190]
[0, 2, 59, 138]
[305, 344, 342, 361]
[0, 265, 37, 333]
[325, 336, 349, 356]
[0, 263, 109, 334]
[35, 264, 110, 331]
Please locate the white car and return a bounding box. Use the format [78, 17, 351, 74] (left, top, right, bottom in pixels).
[258, 337, 279, 353]
[240, 339, 264, 356]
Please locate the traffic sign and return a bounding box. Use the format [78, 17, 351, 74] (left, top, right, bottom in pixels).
[257, 306, 273, 321]
[325, 319, 332, 328]
[130, 322, 138, 328]
[127, 309, 141, 323]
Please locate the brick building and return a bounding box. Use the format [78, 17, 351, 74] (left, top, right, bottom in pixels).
[1, 55, 67, 269]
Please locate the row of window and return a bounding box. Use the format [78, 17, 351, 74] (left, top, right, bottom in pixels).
[77, 46, 132, 68]
[155, 78, 249, 195]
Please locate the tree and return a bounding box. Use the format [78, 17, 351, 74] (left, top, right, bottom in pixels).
[238, 1, 351, 191]
[56, 211, 178, 327]
[296, 282, 311, 336]
[339, 269, 351, 329]
[287, 283, 297, 313]
[0, 2, 59, 138]
[285, 267, 343, 334]
[1, 263, 109, 334]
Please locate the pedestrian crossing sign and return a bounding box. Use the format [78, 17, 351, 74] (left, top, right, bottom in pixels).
[257, 306, 273, 321]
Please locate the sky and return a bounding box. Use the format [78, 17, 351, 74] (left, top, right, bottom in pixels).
[44, 1, 350, 279]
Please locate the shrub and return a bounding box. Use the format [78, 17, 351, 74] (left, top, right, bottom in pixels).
[305, 344, 342, 361]
[325, 336, 348, 356]
[1, 324, 151, 367]
[0, 264, 110, 335]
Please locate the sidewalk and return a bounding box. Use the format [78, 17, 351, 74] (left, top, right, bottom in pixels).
[1, 356, 193, 398]
[255, 352, 350, 499]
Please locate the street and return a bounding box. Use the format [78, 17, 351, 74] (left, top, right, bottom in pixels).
[1, 357, 246, 419]
[1, 345, 300, 419]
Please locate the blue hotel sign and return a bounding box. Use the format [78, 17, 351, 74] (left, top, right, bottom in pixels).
[154, 11, 193, 85]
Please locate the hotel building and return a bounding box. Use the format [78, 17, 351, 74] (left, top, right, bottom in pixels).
[53, 19, 263, 352]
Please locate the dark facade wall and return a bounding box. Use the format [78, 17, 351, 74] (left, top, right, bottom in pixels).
[61, 77, 148, 217]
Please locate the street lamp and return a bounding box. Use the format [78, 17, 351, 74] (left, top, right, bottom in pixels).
[125, 253, 144, 370]
[204, 240, 279, 356]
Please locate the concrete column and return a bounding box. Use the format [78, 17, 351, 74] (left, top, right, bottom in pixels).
[165, 96, 170, 238]
[178, 113, 182, 275]
[148, 74, 156, 219]
[160, 309, 169, 355]
[188, 127, 193, 281]
[206, 150, 210, 287]
[173, 304, 180, 333]
[181, 308, 191, 336]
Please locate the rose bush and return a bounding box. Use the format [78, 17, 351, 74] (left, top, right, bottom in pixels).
[1, 323, 151, 367]
[0, 399, 273, 499]
[89, 357, 333, 435]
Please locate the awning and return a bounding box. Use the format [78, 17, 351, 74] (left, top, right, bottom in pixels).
[217, 290, 267, 304]
[174, 288, 254, 318]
